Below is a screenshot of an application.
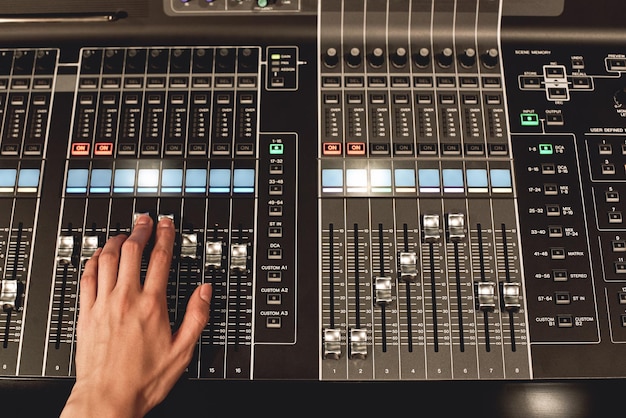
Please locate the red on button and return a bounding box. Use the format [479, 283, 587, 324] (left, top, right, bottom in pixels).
[346, 142, 366, 155]
[323, 142, 342, 155]
[71, 143, 90, 156]
[94, 142, 113, 155]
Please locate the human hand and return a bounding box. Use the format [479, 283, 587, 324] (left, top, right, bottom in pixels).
[61, 215, 212, 418]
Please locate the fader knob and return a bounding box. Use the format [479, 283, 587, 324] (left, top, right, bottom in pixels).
[391, 47, 408, 68]
[437, 47, 454, 68]
[323, 47, 339, 68]
[413, 47, 431, 68]
[459, 47, 476, 68]
[346, 47, 362, 68]
[368, 47, 385, 68]
[482, 48, 499, 68]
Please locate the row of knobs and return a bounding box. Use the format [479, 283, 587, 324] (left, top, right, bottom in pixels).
[323, 46, 499, 70]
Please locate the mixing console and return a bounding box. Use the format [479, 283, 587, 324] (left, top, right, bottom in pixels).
[2, 0, 626, 414]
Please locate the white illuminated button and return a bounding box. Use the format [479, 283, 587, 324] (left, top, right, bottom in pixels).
[422, 214, 441, 241]
[476, 282, 496, 312]
[323, 328, 342, 360]
[501, 282, 521, 312]
[137, 168, 159, 193]
[349, 328, 367, 359]
[447, 213, 466, 240]
[370, 168, 392, 193]
[230, 243, 248, 272]
[57, 235, 75, 265]
[399, 252, 418, 282]
[205, 241, 223, 268]
[346, 168, 367, 193]
[375, 277, 393, 305]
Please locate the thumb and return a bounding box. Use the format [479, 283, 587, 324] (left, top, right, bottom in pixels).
[172, 283, 212, 353]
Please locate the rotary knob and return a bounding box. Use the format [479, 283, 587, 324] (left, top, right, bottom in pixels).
[323, 47, 339, 68]
[437, 47, 454, 68]
[346, 47, 362, 68]
[613, 87, 626, 108]
[413, 47, 430, 68]
[482, 48, 499, 68]
[391, 47, 408, 68]
[368, 47, 385, 68]
[459, 47, 476, 68]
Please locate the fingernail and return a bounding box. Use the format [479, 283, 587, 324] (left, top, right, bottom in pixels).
[158, 216, 173, 228]
[135, 215, 151, 225]
[199, 283, 212, 304]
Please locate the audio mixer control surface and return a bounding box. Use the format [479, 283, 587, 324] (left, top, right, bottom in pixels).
[1, 0, 626, 393]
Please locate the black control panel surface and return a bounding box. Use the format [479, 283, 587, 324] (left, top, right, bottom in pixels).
[1, 0, 626, 416]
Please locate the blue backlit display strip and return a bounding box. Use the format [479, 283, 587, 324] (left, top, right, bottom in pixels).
[209, 168, 231, 193]
[17, 169, 41, 193]
[233, 168, 255, 193]
[161, 169, 183, 193]
[185, 168, 207, 193]
[90, 169, 112, 193]
[0, 168, 19, 193]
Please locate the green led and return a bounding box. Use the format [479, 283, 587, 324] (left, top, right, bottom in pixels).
[271, 53, 281, 61]
[539, 144, 554, 155]
[520, 113, 539, 126]
[269, 143, 284, 155]
[258, 0, 268, 8]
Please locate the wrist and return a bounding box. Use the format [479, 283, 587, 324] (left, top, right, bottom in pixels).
[61, 381, 144, 418]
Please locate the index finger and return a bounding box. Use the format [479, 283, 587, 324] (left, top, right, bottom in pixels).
[143, 216, 175, 297]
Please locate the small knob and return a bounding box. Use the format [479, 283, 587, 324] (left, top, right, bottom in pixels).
[413, 47, 431, 68]
[459, 47, 476, 68]
[323, 47, 339, 68]
[613, 87, 626, 108]
[437, 47, 454, 68]
[368, 47, 385, 68]
[391, 47, 408, 68]
[346, 47, 362, 68]
[482, 48, 499, 68]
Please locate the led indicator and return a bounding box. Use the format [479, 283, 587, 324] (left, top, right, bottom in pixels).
[271, 53, 281, 60]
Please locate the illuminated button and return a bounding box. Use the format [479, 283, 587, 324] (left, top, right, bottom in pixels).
[233, 168, 255, 193]
[550, 247, 566, 260]
[209, 168, 231, 193]
[71, 143, 91, 156]
[490, 169, 512, 193]
[346, 142, 366, 156]
[0, 168, 17, 192]
[520, 113, 539, 126]
[370, 168, 392, 193]
[161, 168, 183, 193]
[94, 142, 113, 156]
[394, 169, 416, 193]
[66, 168, 88, 193]
[113, 168, 136, 193]
[418, 168, 440, 193]
[599, 144, 613, 155]
[185, 168, 207, 193]
[548, 226, 563, 238]
[323, 142, 342, 156]
[17, 169, 40, 192]
[266, 317, 281, 329]
[442, 169, 464, 193]
[269, 143, 284, 155]
[539, 143, 554, 155]
[619, 292, 626, 305]
[616, 262, 626, 274]
[346, 168, 367, 193]
[322, 168, 343, 193]
[544, 184, 558, 196]
[466, 169, 488, 193]
[137, 168, 159, 193]
[602, 164, 616, 175]
[89, 168, 112, 193]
